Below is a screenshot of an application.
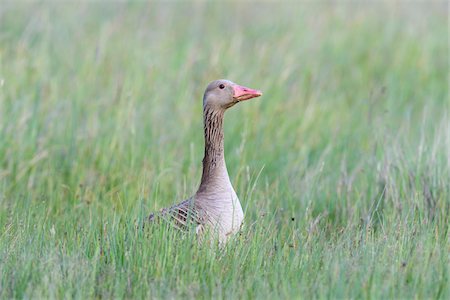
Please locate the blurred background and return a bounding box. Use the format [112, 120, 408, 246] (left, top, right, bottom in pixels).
[1, 1, 447, 213]
[1, 1, 448, 220]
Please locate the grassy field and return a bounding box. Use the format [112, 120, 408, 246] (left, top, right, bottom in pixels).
[0, 1, 449, 299]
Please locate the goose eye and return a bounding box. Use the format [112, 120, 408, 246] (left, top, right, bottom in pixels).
[219, 84, 225, 89]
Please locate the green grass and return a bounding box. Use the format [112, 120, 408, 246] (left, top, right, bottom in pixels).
[0, 1, 449, 299]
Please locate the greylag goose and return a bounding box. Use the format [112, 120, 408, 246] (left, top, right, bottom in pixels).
[149, 79, 262, 243]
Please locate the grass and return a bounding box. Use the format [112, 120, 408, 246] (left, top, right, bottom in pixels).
[0, 1, 449, 299]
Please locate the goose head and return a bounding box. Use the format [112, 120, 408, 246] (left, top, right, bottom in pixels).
[203, 79, 262, 110]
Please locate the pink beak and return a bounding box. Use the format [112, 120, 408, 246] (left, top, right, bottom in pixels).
[232, 84, 263, 101]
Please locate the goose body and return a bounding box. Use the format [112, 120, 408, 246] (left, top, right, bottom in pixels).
[149, 79, 262, 243]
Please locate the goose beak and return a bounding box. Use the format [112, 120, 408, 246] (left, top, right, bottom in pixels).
[232, 84, 263, 101]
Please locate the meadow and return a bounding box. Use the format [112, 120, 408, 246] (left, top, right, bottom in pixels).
[0, 1, 448, 299]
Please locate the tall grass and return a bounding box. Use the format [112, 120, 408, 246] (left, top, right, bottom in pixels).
[0, 1, 448, 298]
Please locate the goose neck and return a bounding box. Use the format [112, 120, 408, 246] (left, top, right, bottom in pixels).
[199, 106, 228, 188]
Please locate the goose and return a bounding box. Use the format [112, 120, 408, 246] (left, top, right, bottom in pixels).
[149, 79, 262, 243]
